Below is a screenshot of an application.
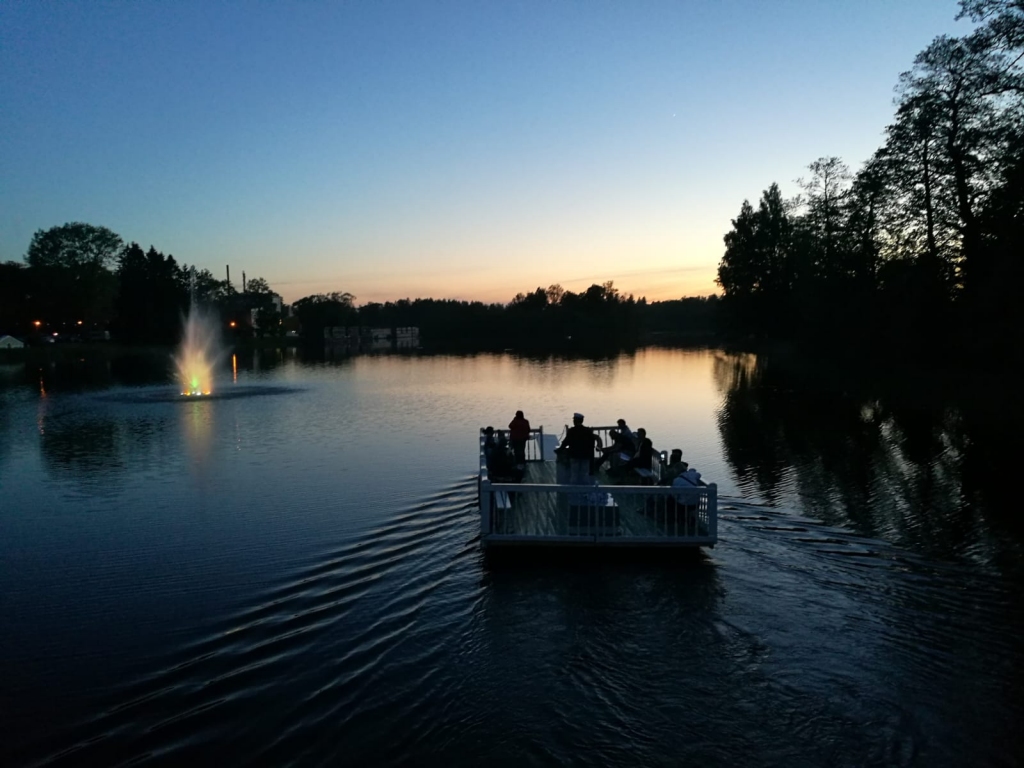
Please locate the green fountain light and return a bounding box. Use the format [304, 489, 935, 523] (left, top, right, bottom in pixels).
[175, 280, 222, 398]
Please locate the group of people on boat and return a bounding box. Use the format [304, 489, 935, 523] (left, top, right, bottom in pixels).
[484, 410, 705, 494]
[482, 410, 532, 481]
[556, 412, 704, 493]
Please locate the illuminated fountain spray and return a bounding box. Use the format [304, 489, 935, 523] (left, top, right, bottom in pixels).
[174, 268, 223, 396]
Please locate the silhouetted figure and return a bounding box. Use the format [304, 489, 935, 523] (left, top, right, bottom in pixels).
[672, 466, 704, 504]
[508, 410, 530, 465]
[557, 412, 602, 485]
[616, 418, 636, 448]
[659, 449, 687, 484]
[622, 427, 653, 472]
[483, 426, 497, 465]
[593, 428, 633, 472]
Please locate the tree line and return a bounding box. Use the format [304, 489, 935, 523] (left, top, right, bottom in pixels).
[275, 282, 719, 348]
[1, 222, 720, 348]
[0, 223, 282, 344]
[716, 0, 1024, 357]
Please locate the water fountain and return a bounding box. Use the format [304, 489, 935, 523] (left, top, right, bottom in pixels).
[95, 269, 295, 404]
[174, 269, 223, 397]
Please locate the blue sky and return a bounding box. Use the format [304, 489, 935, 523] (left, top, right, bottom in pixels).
[1, 1, 971, 304]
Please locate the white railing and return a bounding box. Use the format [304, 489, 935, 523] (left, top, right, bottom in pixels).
[481, 426, 547, 464]
[478, 480, 717, 547]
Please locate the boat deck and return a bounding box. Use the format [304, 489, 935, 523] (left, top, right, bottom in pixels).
[479, 426, 717, 549]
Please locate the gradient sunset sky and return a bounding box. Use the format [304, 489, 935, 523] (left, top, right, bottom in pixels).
[1, 1, 970, 305]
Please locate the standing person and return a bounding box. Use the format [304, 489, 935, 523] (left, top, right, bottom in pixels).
[558, 412, 602, 485]
[508, 410, 531, 465]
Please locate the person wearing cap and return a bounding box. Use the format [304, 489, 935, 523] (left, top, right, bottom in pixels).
[508, 410, 531, 465]
[558, 412, 602, 484]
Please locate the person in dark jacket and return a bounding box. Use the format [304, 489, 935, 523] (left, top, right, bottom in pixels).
[508, 410, 531, 465]
[558, 412, 602, 484]
[622, 427, 653, 471]
[593, 428, 633, 472]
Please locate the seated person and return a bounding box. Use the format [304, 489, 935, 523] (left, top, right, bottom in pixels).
[592, 429, 634, 471]
[488, 442, 523, 482]
[617, 428, 636, 456]
[621, 428, 653, 472]
[671, 466, 704, 506]
[483, 426, 497, 463]
[659, 450, 687, 484]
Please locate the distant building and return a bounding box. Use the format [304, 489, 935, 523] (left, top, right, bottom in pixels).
[395, 327, 420, 349]
[250, 293, 284, 330]
[322, 326, 419, 350]
[0, 335, 25, 349]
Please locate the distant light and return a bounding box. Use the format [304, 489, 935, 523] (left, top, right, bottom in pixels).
[229, 321, 236, 327]
[33, 320, 41, 327]
[52, 332, 58, 336]
[77, 320, 83, 325]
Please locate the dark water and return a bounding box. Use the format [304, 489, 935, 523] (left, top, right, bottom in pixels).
[1, 347, 1021, 766]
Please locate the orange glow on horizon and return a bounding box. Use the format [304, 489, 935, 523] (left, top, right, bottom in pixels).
[271, 265, 721, 307]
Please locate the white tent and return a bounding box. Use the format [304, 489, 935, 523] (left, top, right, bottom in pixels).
[0, 335, 25, 349]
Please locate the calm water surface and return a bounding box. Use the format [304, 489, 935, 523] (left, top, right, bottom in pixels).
[1, 347, 1021, 766]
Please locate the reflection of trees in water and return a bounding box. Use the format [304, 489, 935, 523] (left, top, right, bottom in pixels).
[41, 416, 127, 490]
[714, 353, 1022, 565]
[233, 347, 292, 373]
[40, 412, 171, 493]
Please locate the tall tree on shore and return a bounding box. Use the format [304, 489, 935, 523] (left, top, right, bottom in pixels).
[842, 156, 887, 289]
[896, 34, 1011, 297]
[113, 244, 188, 343]
[717, 184, 798, 332]
[797, 156, 852, 280]
[292, 292, 357, 339]
[25, 222, 123, 270]
[24, 222, 123, 326]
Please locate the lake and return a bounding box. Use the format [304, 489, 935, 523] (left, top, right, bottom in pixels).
[1, 346, 1021, 766]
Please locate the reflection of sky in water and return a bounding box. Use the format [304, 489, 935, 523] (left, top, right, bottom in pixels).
[0, 348, 1020, 571]
[1, 348, 1022, 766]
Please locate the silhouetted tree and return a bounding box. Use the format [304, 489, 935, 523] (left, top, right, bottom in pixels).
[113, 244, 187, 343]
[293, 292, 357, 339]
[25, 223, 122, 271]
